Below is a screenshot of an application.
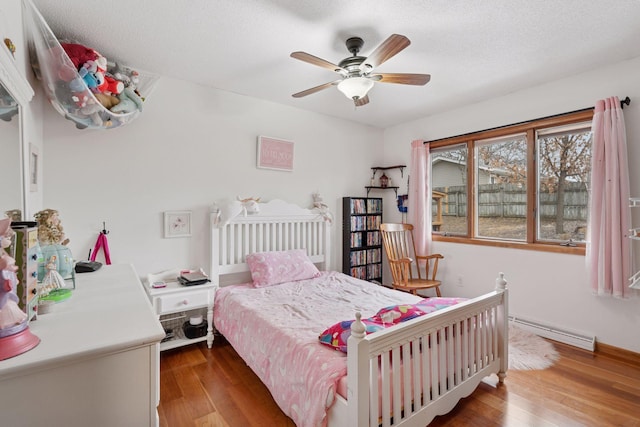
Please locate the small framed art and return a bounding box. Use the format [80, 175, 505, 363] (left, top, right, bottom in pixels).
[164, 211, 192, 238]
[257, 136, 294, 171]
[29, 143, 39, 192]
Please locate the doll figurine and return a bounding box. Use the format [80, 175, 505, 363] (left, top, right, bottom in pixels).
[39, 255, 66, 296]
[0, 218, 27, 329]
[312, 192, 333, 224]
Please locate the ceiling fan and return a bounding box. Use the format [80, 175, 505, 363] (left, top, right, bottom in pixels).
[291, 34, 430, 107]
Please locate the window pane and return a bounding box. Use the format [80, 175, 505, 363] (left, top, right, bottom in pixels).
[475, 135, 527, 240]
[537, 123, 592, 242]
[431, 145, 468, 235]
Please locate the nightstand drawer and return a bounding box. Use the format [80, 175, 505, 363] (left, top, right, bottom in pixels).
[155, 289, 211, 314]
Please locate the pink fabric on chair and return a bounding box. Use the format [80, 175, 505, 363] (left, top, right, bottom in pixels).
[586, 96, 631, 298]
[407, 140, 432, 255]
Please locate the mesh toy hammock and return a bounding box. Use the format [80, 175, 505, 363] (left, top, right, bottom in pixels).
[24, 0, 157, 130]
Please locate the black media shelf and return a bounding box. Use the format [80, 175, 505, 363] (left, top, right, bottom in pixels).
[342, 197, 383, 284]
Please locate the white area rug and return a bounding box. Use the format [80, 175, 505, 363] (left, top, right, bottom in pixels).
[483, 323, 560, 387]
[508, 323, 559, 370]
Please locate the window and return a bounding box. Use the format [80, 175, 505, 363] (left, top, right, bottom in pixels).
[431, 144, 468, 236]
[475, 134, 527, 241]
[428, 110, 593, 254]
[537, 122, 592, 243]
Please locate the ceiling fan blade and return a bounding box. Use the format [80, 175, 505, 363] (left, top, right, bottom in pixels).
[354, 95, 370, 107]
[292, 80, 341, 98]
[359, 34, 411, 73]
[291, 51, 347, 74]
[370, 73, 431, 85]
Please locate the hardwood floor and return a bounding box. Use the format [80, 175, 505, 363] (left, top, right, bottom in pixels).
[158, 337, 640, 427]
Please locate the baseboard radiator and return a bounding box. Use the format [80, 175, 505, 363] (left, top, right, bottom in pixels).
[509, 315, 595, 352]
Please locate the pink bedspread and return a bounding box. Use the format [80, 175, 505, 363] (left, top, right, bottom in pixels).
[213, 271, 423, 427]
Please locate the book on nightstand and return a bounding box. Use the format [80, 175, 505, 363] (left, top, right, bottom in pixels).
[178, 269, 210, 286]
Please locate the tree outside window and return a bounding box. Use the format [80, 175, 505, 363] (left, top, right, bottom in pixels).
[537, 122, 592, 242]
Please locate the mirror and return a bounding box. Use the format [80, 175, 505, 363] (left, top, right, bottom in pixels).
[0, 82, 22, 219]
[0, 41, 34, 220]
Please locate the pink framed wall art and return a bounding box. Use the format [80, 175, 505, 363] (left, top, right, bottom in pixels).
[257, 136, 294, 171]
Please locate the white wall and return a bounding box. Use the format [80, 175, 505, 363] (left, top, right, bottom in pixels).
[383, 56, 640, 353]
[42, 77, 383, 277]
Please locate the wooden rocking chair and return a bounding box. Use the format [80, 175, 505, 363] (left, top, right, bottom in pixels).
[380, 223, 444, 296]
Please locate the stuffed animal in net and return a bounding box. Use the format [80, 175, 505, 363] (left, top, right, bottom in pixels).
[79, 101, 106, 126]
[61, 42, 99, 70]
[98, 75, 124, 96]
[94, 93, 120, 110]
[61, 43, 126, 110]
[111, 87, 143, 114]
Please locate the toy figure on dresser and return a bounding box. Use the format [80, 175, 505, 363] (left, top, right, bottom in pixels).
[39, 255, 66, 297]
[0, 220, 26, 328]
[0, 218, 40, 361]
[34, 208, 70, 246]
[34, 209, 74, 282]
[4, 209, 22, 222]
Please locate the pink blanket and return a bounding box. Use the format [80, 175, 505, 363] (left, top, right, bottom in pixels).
[214, 271, 423, 427]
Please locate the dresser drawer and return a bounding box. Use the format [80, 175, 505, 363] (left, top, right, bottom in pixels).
[154, 289, 212, 314]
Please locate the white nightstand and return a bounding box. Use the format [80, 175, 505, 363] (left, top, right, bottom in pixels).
[144, 280, 218, 351]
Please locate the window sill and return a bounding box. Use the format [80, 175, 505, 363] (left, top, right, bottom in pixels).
[432, 235, 586, 255]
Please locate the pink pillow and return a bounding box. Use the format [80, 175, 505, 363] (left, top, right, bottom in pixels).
[246, 249, 321, 287]
[318, 319, 384, 353]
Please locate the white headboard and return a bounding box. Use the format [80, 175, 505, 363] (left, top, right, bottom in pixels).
[210, 199, 331, 286]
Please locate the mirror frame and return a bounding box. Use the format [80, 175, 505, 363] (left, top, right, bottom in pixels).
[0, 40, 35, 219]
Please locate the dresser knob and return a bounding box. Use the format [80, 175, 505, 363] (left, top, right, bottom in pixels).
[31, 271, 37, 278]
[182, 299, 189, 305]
[31, 254, 38, 261]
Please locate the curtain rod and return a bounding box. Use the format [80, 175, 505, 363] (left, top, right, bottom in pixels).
[621, 96, 631, 108]
[424, 96, 631, 145]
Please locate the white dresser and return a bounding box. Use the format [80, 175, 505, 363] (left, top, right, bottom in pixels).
[0, 264, 165, 427]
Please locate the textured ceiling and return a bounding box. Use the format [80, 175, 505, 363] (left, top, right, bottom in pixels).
[29, 0, 640, 128]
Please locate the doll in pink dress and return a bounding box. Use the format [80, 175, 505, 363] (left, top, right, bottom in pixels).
[0, 218, 27, 329]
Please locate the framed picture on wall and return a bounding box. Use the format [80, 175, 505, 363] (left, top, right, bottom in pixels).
[164, 211, 192, 238]
[257, 136, 294, 171]
[29, 143, 39, 192]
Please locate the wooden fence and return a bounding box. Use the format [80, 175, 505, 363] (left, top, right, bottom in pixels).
[434, 182, 589, 220]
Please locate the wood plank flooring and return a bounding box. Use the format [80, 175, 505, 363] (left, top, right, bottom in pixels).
[158, 337, 640, 427]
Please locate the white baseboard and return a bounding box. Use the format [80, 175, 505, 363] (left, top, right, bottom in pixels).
[509, 315, 595, 352]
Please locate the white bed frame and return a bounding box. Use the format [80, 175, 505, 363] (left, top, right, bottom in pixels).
[210, 199, 508, 427]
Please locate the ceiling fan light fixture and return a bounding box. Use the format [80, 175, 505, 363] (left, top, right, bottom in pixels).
[291, 34, 429, 104]
[337, 76, 374, 100]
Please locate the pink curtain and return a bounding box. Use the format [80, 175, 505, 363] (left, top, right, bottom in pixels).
[586, 96, 631, 298]
[407, 140, 432, 255]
